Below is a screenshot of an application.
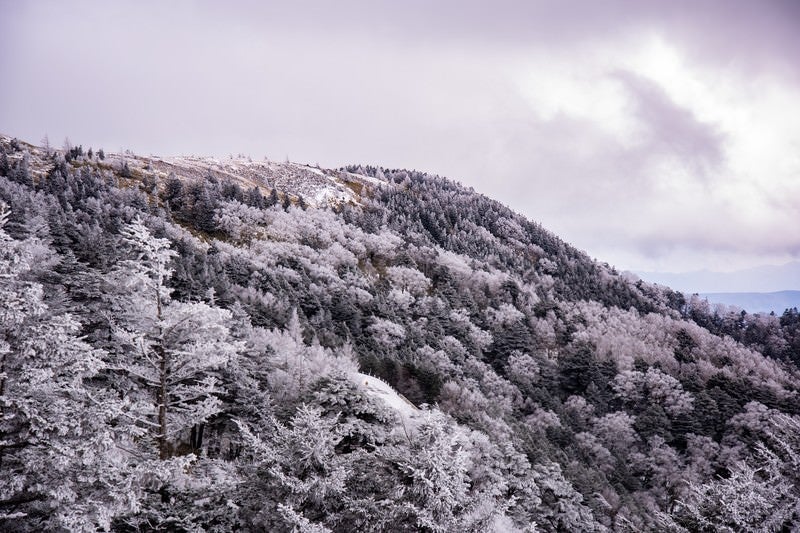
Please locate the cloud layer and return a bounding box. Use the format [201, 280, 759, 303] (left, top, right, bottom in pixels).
[2, 0, 799, 272]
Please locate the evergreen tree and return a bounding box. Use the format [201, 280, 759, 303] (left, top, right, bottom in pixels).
[0, 150, 9, 177]
[267, 187, 280, 207]
[105, 217, 241, 460]
[0, 205, 132, 531]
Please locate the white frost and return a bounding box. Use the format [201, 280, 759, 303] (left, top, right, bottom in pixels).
[354, 372, 419, 419]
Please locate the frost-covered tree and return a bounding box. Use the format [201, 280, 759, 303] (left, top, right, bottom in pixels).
[381, 411, 509, 532]
[671, 449, 800, 532]
[105, 217, 240, 460]
[0, 204, 132, 531]
[531, 461, 607, 532]
[4, 136, 800, 530]
[237, 405, 349, 531]
[94, 217, 248, 530]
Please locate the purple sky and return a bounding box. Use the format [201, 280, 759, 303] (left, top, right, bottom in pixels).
[2, 0, 799, 273]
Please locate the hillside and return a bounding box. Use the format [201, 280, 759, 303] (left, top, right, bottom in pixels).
[2, 134, 800, 532]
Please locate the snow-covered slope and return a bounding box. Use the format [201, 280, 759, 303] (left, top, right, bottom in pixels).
[0, 133, 388, 209]
[353, 372, 420, 420]
[117, 151, 386, 207]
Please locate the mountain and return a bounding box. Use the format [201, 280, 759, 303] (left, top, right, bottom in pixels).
[2, 134, 800, 532]
[700, 290, 800, 315]
[638, 262, 800, 294]
[637, 263, 800, 315]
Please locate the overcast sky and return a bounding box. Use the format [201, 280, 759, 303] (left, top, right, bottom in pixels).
[2, 0, 799, 274]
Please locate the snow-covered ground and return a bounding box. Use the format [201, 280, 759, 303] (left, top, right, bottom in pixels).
[131, 152, 385, 208]
[353, 372, 420, 420]
[344, 171, 385, 186]
[0, 134, 390, 210]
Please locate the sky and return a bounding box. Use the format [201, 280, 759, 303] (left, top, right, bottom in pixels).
[2, 0, 799, 276]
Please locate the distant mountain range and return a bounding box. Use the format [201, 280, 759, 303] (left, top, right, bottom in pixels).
[637, 261, 800, 294]
[636, 262, 800, 313]
[699, 291, 800, 315]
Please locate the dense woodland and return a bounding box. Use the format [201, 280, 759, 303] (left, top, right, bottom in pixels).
[1, 135, 800, 532]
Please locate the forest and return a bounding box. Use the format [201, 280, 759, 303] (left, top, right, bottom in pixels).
[1, 134, 800, 532]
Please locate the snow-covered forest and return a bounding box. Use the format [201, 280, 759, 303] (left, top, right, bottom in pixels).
[2, 134, 800, 531]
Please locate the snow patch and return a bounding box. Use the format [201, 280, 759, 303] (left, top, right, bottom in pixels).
[354, 372, 419, 419]
[311, 185, 352, 207]
[344, 171, 386, 186]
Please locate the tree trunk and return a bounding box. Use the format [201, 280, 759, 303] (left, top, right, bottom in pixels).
[190, 424, 205, 454]
[0, 351, 7, 470]
[155, 284, 169, 460]
[156, 343, 168, 460]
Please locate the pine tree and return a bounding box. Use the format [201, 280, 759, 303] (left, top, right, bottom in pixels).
[0, 150, 8, 176]
[267, 187, 279, 207]
[236, 405, 349, 531]
[0, 204, 132, 531]
[106, 217, 241, 460]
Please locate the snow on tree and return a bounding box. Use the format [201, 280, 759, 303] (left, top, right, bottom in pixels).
[380, 410, 511, 532]
[612, 367, 694, 417]
[672, 451, 799, 532]
[531, 461, 607, 532]
[367, 317, 407, 348]
[0, 204, 132, 531]
[236, 405, 349, 531]
[105, 217, 241, 460]
[386, 265, 431, 296]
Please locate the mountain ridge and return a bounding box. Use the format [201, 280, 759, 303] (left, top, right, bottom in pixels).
[698, 290, 800, 315]
[2, 133, 800, 531]
[637, 261, 800, 294]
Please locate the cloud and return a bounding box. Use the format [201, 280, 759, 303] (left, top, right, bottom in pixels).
[612, 70, 726, 180]
[1, 0, 799, 273]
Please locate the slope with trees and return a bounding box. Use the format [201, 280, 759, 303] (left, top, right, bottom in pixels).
[1, 134, 799, 531]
